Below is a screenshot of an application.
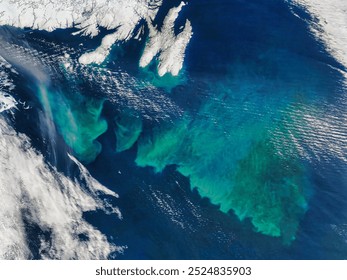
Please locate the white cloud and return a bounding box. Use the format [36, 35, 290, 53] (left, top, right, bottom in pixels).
[290, 0, 347, 76]
[0, 116, 123, 259]
[0, 57, 17, 113]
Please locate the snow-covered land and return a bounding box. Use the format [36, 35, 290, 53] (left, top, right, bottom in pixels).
[0, 0, 192, 76]
[139, 2, 193, 77]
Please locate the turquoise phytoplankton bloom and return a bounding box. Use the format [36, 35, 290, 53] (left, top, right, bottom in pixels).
[37, 84, 107, 163]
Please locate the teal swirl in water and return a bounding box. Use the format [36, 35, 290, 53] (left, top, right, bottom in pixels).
[229, 139, 307, 240]
[138, 59, 187, 92]
[134, 64, 312, 241]
[37, 84, 107, 163]
[114, 110, 142, 152]
[136, 113, 308, 241]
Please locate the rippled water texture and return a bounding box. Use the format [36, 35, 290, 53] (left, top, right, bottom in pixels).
[0, 0, 346, 259]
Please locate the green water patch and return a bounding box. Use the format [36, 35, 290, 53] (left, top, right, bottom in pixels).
[138, 60, 187, 92]
[135, 90, 309, 241]
[227, 140, 307, 241]
[114, 111, 142, 152]
[37, 84, 107, 163]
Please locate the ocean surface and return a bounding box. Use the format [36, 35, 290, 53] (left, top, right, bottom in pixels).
[0, 0, 346, 259]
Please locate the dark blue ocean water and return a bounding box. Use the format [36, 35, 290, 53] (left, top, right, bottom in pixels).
[3, 0, 347, 259]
